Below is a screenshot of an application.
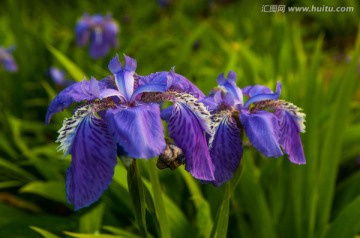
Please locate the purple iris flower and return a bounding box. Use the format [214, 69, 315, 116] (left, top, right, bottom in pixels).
[0, 46, 17, 72]
[76, 13, 119, 59]
[202, 71, 306, 186]
[48, 67, 74, 87]
[46, 54, 214, 210]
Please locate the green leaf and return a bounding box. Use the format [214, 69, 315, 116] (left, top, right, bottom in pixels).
[64, 232, 125, 238]
[19, 181, 66, 203]
[323, 196, 360, 238]
[30, 226, 61, 238]
[0, 157, 37, 181]
[179, 168, 213, 238]
[79, 203, 105, 233]
[47, 45, 86, 82]
[103, 226, 141, 238]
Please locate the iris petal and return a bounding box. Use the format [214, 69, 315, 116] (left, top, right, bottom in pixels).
[241, 110, 283, 158]
[217, 71, 243, 104]
[244, 82, 282, 108]
[108, 54, 136, 101]
[45, 78, 100, 124]
[275, 105, 306, 164]
[106, 103, 166, 158]
[167, 94, 214, 180]
[64, 106, 117, 210]
[89, 37, 111, 59]
[209, 112, 243, 186]
[75, 15, 91, 46]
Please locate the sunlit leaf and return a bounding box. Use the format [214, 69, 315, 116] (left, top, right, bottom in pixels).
[30, 226, 61, 238]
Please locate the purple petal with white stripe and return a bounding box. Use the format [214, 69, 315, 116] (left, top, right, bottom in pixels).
[275, 107, 306, 164]
[106, 103, 166, 159]
[108, 54, 136, 101]
[168, 96, 214, 181]
[64, 108, 117, 210]
[240, 110, 283, 158]
[209, 112, 242, 186]
[217, 71, 243, 105]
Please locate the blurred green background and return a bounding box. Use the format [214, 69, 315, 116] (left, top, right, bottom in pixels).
[1, 0, 360, 237]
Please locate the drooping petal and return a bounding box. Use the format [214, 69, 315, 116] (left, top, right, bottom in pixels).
[106, 103, 166, 159]
[240, 110, 283, 158]
[1, 56, 17, 72]
[63, 105, 117, 210]
[45, 78, 100, 124]
[103, 15, 118, 47]
[275, 101, 306, 164]
[209, 111, 243, 186]
[108, 54, 136, 101]
[89, 36, 111, 59]
[0, 47, 17, 72]
[75, 14, 91, 46]
[167, 93, 214, 180]
[244, 82, 282, 108]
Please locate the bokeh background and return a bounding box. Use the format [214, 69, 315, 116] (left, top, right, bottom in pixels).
[1, 0, 360, 237]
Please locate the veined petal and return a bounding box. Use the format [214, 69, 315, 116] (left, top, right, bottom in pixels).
[108, 54, 136, 101]
[45, 78, 100, 124]
[244, 82, 282, 108]
[167, 92, 214, 180]
[240, 110, 283, 158]
[275, 101, 306, 164]
[61, 104, 117, 210]
[106, 103, 166, 159]
[209, 111, 243, 186]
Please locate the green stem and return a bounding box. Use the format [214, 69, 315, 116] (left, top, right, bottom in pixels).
[147, 159, 171, 238]
[127, 159, 148, 238]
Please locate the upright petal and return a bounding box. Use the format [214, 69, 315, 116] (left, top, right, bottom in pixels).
[167, 93, 214, 180]
[217, 71, 243, 105]
[240, 110, 283, 158]
[57, 104, 117, 210]
[108, 54, 136, 101]
[209, 111, 243, 186]
[275, 101, 306, 164]
[45, 78, 100, 124]
[106, 103, 166, 159]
